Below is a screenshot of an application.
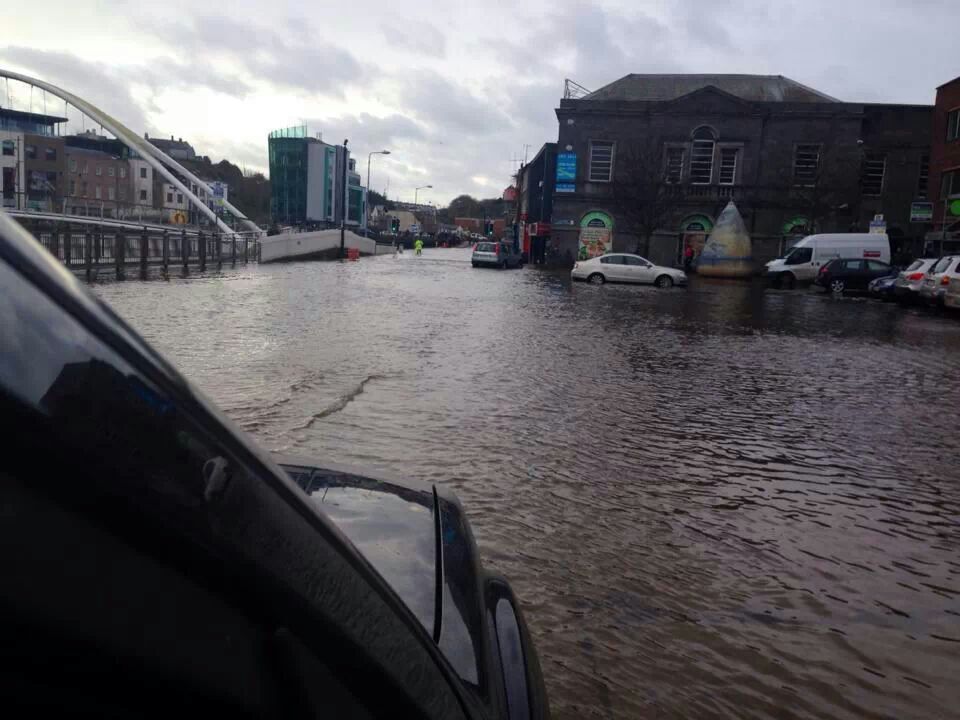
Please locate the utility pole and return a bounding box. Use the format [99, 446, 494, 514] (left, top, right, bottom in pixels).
[340, 139, 349, 259]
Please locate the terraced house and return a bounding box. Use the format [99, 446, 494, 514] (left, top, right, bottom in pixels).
[547, 74, 932, 267]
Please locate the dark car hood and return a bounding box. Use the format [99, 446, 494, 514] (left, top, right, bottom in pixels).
[276, 456, 438, 635]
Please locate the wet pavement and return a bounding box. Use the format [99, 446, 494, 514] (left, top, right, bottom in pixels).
[95, 247, 960, 720]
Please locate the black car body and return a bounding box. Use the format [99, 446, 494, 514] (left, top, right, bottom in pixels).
[815, 258, 894, 294]
[0, 211, 548, 720]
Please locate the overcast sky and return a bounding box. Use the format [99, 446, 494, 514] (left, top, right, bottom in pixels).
[1, 0, 956, 206]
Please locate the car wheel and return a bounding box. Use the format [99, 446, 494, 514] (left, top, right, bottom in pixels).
[781, 273, 795, 289]
[471, 261, 478, 268]
[587, 273, 605, 285]
[655, 275, 674, 288]
[830, 279, 846, 294]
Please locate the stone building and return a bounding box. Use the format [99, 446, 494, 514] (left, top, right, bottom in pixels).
[928, 75, 960, 253]
[548, 74, 932, 267]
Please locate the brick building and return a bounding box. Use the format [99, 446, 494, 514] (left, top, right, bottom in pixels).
[928, 75, 960, 253]
[548, 74, 932, 267]
[0, 109, 67, 212]
[64, 139, 132, 219]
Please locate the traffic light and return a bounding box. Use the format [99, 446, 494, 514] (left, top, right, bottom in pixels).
[485, 219, 493, 235]
[391, 217, 400, 233]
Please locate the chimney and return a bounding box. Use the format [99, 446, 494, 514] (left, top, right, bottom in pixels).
[144, 132, 149, 139]
[170, 135, 174, 141]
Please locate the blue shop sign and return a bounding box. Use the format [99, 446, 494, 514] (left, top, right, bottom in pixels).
[556, 152, 577, 182]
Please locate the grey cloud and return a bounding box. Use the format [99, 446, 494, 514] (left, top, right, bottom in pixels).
[145, 14, 365, 97]
[402, 71, 508, 137]
[306, 113, 427, 156]
[381, 21, 446, 58]
[0, 46, 151, 131]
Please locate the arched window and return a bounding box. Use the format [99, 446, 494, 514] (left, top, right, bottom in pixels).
[690, 127, 717, 185]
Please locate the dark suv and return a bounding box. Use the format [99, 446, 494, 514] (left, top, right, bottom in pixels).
[0, 212, 548, 720]
[815, 258, 894, 294]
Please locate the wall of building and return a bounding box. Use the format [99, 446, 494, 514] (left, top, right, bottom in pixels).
[64, 146, 132, 218]
[24, 135, 66, 212]
[549, 92, 932, 268]
[930, 77, 960, 241]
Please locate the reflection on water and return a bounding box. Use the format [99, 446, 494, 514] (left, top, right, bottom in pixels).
[95, 248, 960, 720]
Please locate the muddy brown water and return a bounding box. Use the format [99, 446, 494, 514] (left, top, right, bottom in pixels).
[95, 247, 960, 719]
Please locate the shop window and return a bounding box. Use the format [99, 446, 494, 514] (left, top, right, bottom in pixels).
[719, 148, 738, 185]
[862, 154, 886, 196]
[588, 141, 614, 182]
[794, 144, 820, 185]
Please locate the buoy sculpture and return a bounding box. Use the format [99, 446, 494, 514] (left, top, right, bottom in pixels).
[697, 200, 754, 278]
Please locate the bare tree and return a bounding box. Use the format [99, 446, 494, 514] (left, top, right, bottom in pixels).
[612, 138, 675, 257]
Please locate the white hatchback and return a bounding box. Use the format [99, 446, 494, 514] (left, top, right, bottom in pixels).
[571, 253, 688, 288]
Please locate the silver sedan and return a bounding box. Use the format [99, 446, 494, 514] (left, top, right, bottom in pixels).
[571, 253, 688, 287]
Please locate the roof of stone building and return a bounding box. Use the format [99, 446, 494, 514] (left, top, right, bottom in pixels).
[585, 74, 840, 103]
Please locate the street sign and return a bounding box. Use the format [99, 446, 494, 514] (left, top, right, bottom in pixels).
[869, 219, 886, 234]
[409, 223, 420, 234]
[555, 183, 575, 193]
[910, 202, 934, 223]
[556, 153, 576, 182]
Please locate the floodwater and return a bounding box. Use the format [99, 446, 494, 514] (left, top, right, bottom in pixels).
[95, 247, 960, 720]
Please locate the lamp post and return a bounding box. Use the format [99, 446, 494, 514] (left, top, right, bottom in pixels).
[366, 150, 390, 237]
[340, 139, 348, 259]
[415, 184, 432, 206]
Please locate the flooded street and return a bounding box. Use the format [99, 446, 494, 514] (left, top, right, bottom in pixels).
[95, 247, 960, 720]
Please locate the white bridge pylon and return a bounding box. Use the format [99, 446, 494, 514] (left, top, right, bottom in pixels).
[1, 68, 261, 237]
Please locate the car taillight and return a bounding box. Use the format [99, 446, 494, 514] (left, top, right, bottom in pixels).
[494, 244, 500, 254]
[907, 272, 925, 280]
[941, 275, 951, 286]
[819, 265, 829, 274]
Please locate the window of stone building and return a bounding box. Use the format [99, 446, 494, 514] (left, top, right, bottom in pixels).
[140, 189, 147, 201]
[81, 163, 88, 175]
[719, 148, 739, 185]
[177, 193, 183, 204]
[2, 140, 14, 156]
[69, 158, 77, 172]
[108, 166, 115, 177]
[108, 187, 116, 201]
[119, 187, 126, 201]
[947, 109, 960, 142]
[69, 179, 76, 195]
[45, 147, 56, 161]
[942, 169, 960, 199]
[665, 148, 684, 184]
[862, 154, 886, 196]
[166, 192, 173, 203]
[917, 154, 930, 199]
[96, 165, 102, 176]
[588, 141, 614, 182]
[689, 127, 716, 184]
[140, 167, 147, 179]
[793, 144, 821, 185]
[120, 166, 127, 179]
[25, 144, 37, 160]
[95, 185, 102, 200]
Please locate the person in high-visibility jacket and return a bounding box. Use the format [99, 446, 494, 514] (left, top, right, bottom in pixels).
[414, 238, 424, 256]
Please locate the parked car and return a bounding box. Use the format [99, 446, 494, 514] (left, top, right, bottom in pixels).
[894, 258, 939, 304]
[868, 270, 900, 300]
[571, 253, 687, 287]
[472, 240, 523, 269]
[0, 211, 549, 720]
[766, 233, 890, 288]
[920, 255, 960, 307]
[814, 257, 895, 294]
[943, 258, 960, 310]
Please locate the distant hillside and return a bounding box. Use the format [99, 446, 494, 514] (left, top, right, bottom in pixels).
[181, 156, 271, 225]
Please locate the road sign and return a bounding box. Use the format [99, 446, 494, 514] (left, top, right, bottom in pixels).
[869, 219, 886, 234]
[556, 152, 576, 183]
[910, 202, 933, 223]
[555, 183, 575, 193]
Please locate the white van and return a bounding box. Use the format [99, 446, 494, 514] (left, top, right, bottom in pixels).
[766, 233, 890, 287]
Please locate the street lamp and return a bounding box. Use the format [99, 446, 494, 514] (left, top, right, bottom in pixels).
[366, 149, 390, 237]
[415, 184, 432, 206]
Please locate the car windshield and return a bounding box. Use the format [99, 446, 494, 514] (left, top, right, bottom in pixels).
[784, 247, 812, 265]
[932, 257, 953, 273]
[476, 242, 496, 252]
[905, 260, 926, 271]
